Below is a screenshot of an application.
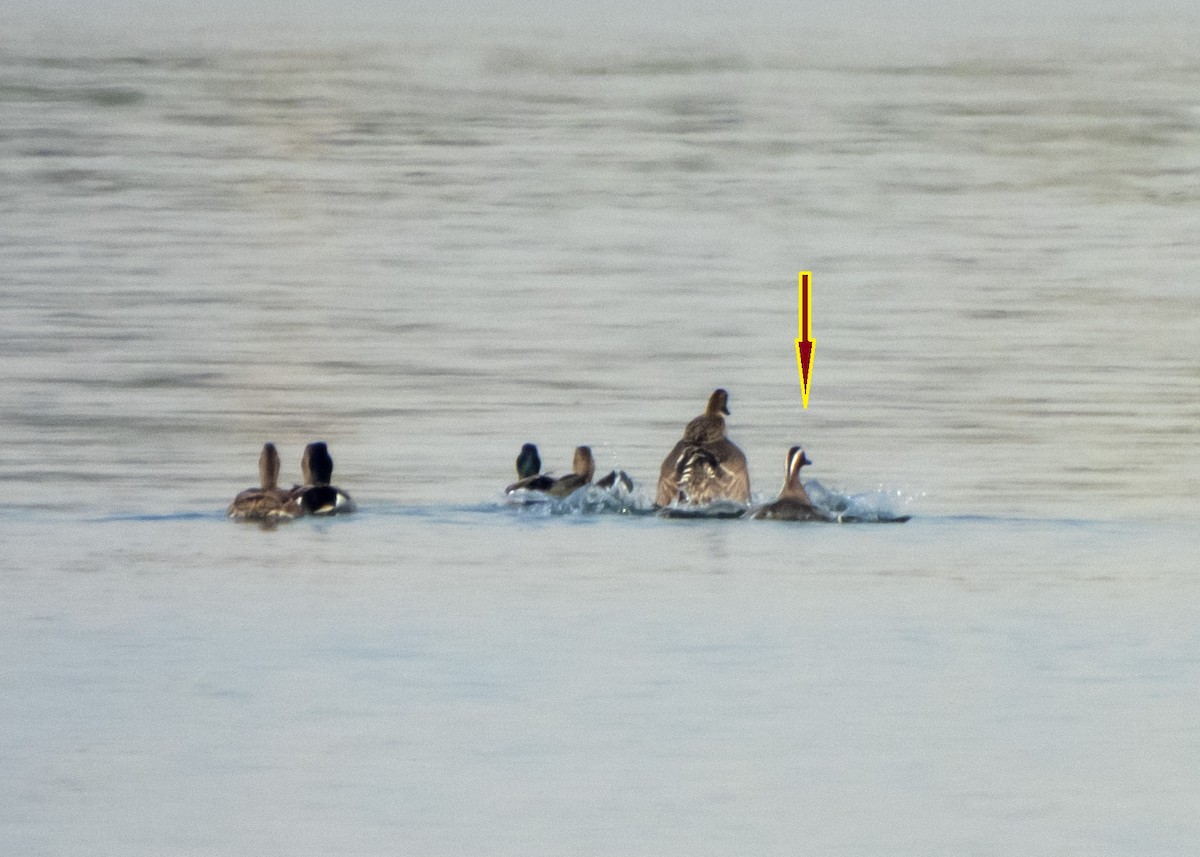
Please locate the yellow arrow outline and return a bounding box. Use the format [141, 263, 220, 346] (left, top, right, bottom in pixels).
[795, 271, 815, 408]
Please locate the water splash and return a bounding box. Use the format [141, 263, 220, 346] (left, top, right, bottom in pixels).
[499, 479, 918, 523]
[500, 482, 656, 516]
[804, 480, 918, 524]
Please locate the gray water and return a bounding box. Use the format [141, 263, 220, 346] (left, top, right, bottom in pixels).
[3, 4, 1200, 854]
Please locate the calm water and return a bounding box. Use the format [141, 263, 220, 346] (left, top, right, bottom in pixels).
[2, 4, 1200, 854]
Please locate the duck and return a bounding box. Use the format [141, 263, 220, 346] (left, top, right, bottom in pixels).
[752, 446, 829, 521]
[656, 388, 750, 507]
[289, 441, 357, 515]
[505, 445, 595, 497]
[227, 442, 296, 520]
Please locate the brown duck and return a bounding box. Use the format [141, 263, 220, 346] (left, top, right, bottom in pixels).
[752, 446, 828, 521]
[227, 442, 296, 520]
[506, 445, 595, 497]
[656, 388, 750, 507]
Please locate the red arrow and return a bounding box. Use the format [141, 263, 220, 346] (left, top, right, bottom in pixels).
[795, 271, 815, 408]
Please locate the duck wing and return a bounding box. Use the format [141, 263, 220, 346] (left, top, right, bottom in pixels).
[506, 474, 556, 494]
[596, 470, 633, 492]
[656, 438, 691, 506]
[546, 473, 589, 497]
[705, 438, 751, 504]
[674, 444, 751, 506]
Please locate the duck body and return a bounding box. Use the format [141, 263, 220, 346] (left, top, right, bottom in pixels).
[656, 389, 750, 507]
[288, 441, 356, 516]
[752, 446, 829, 521]
[290, 484, 357, 515]
[228, 442, 296, 520]
[229, 486, 293, 520]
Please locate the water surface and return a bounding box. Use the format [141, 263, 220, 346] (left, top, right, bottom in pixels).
[2, 5, 1199, 854]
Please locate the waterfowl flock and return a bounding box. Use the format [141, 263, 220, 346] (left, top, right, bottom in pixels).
[229, 389, 909, 523]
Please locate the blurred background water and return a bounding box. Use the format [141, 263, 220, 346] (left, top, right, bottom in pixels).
[2, 2, 1199, 854]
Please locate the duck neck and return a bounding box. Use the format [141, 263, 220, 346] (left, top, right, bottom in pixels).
[260, 448, 279, 491]
[782, 455, 810, 500]
[573, 450, 595, 482]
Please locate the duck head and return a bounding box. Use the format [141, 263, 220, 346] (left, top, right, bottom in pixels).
[302, 441, 335, 486]
[706, 388, 731, 417]
[785, 445, 812, 487]
[516, 443, 541, 479]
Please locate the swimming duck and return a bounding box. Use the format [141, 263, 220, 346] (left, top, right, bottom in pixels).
[656, 388, 750, 507]
[289, 441, 357, 515]
[227, 442, 296, 520]
[505, 445, 595, 497]
[752, 446, 829, 521]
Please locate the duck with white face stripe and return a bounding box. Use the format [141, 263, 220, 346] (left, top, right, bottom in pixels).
[752, 446, 829, 522]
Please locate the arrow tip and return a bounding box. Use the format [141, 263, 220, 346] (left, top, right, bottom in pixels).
[795, 339, 814, 409]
